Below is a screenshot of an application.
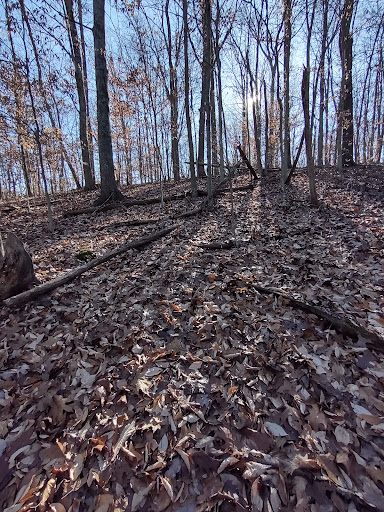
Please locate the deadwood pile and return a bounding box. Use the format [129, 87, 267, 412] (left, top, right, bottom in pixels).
[0, 165, 384, 512]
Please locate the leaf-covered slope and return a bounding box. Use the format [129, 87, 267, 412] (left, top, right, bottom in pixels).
[0, 165, 383, 511]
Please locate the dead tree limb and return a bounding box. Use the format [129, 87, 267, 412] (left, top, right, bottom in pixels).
[99, 218, 162, 229]
[63, 193, 192, 217]
[285, 129, 305, 184]
[253, 284, 384, 350]
[2, 225, 179, 309]
[236, 145, 258, 180]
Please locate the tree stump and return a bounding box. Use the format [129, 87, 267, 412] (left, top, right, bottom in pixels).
[0, 232, 39, 301]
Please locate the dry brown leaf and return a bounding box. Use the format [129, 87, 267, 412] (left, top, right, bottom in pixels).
[49, 504, 66, 512]
[94, 494, 114, 512]
[38, 478, 56, 511]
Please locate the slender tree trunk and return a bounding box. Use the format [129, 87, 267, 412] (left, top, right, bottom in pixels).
[165, 0, 180, 182]
[214, 0, 225, 180]
[183, 0, 197, 196]
[263, 79, 269, 172]
[93, 0, 124, 204]
[281, 0, 291, 182]
[197, 0, 212, 178]
[64, 0, 95, 190]
[19, 10, 54, 230]
[339, 0, 355, 167]
[375, 48, 384, 162]
[210, 73, 218, 169]
[18, 0, 81, 190]
[302, 68, 318, 206]
[78, 0, 95, 181]
[4, 0, 32, 197]
[317, 0, 328, 167]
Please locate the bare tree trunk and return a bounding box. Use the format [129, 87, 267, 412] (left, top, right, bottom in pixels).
[214, 0, 225, 180]
[375, 47, 384, 162]
[64, 0, 95, 191]
[281, 0, 291, 182]
[93, 0, 124, 205]
[210, 72, 218, 169]
[19, 6, 54, 230]
[302, 68, 318, 206]
[183, 0, 197, 196]
[18, 0, 82, 190]
[317, 0, 328, 167]
[4, 0, 32, 197]
[165, 0, 180, 182]
[78, 0, 95, 181]
[339, 0, 355, 167]
[263, 78, 269, 172]
[197, 0, 212, 178]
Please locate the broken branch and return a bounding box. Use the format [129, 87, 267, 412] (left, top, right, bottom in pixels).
[3, 225, 179, 308]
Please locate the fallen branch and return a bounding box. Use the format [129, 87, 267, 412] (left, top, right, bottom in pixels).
[253, 284, 384, 350]
[63, 193, 193, 217]
[99, 218, 162, 229]
[197, 240, 236, 250]
[99, 184, 255, 229]
[2, 225, 179, 309]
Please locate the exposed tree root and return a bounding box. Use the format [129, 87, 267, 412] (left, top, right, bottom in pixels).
[93, 189, 127, 206]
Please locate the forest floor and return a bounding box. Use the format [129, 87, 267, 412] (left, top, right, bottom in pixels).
[0, 165, 384, 512]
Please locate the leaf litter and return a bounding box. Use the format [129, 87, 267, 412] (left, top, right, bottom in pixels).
[0, 165, 384, 511]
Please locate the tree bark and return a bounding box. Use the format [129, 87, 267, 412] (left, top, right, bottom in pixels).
[18, 0, 82, 190]
[197, 0, 212, 178]
[64, 0, 95, 191]
[93, 0, 124, 204]
[165, 0, 181, 182]
[281, 0, 292, 183]
[78, 0, 95, 182]
[183, 0, 197, 196]
[302, 67, 318, 206]
[339, 0, 355, 167]
[4, 0, 32, 197]
[317, 0, 328, 167]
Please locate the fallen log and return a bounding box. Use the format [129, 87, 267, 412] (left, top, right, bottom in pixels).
[63, 193, 192, 217]
[99, 184, 254, 229]
[2, 225, 179, 309]
[197, 240, 236, 250]
[252, 284, 384, 351]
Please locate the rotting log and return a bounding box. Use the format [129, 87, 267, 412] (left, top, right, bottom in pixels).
[252, 284, 384, 351]
[2, 225, 179, 309]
